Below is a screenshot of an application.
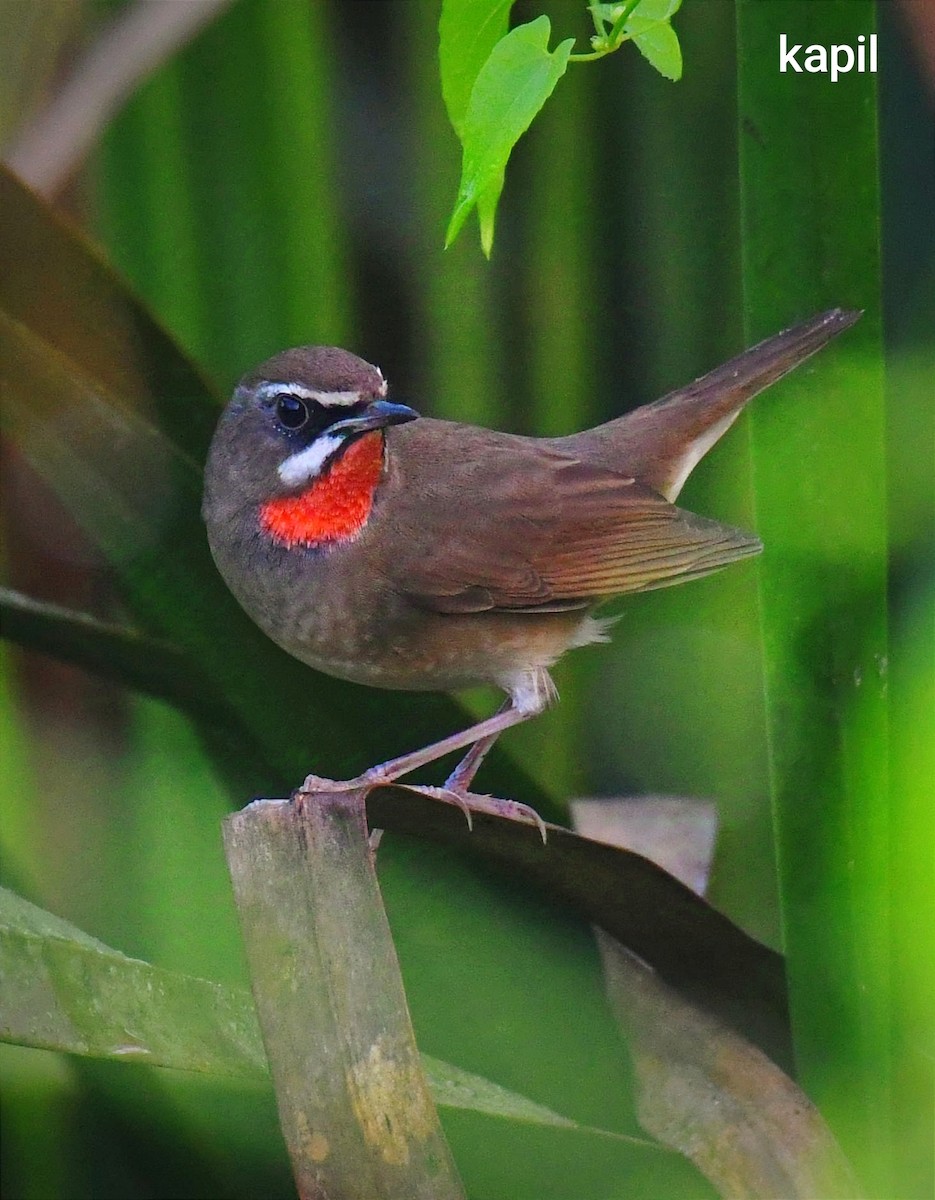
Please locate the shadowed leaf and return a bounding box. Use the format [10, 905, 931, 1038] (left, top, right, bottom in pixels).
[369, 785, 791, 1070]
[601, 938, 859, 1198]
[0, 586, 201, 716]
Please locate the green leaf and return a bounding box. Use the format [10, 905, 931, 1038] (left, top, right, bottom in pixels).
[438, 0, 514, 137]
[0, 885, 655, 1149]
[627, 16, 682, 81]
[619, 0, 684, 81]
[590, 0, 683, 78]
[476, 172, 503, 258]
[445, 16, 574, 253]
[629, 0, 682, 20]
[0, 886, 267, 1077]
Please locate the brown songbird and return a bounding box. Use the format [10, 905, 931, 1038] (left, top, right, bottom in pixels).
[202, 308, 859, 815]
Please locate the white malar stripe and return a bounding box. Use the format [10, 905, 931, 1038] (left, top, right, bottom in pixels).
[257, 381, 363, 408]
[278, 434, 344, 487]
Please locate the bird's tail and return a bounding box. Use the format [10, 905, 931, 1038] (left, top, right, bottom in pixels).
[564, 308, 861, 502]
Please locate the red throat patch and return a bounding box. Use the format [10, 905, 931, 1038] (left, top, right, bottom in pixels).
[259, 431, 384, 549]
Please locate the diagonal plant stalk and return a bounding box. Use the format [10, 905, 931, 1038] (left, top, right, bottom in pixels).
[0, 586, 201, 716]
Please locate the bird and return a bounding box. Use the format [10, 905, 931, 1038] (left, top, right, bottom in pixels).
[202, 308, 859, 823]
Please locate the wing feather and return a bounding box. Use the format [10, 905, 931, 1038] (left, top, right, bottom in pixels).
[387, 431, 761, 616]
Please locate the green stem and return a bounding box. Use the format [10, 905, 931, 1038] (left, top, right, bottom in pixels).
[608, 0, 643, 43]
[570, 10, 671, 64]
[569, 49, 614, 62]
[574, 0, 643, 61]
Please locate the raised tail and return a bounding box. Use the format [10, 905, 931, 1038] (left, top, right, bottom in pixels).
[564, 308, 861, 501]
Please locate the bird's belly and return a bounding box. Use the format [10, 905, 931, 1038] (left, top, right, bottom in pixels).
[277, 601, 589, 694]
[209, 528, 598, 694]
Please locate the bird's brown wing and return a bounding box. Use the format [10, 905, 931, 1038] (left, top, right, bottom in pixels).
[384, 425, 761, 615]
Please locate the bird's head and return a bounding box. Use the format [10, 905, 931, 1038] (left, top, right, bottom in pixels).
[203, 346, 418, 549]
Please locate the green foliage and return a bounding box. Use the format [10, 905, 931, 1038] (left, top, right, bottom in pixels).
[438, 0, 514, 135]
[0, 887, 266, 1077]
[2, 884, 656, 1144]
[442, 0, 685, 254]
[590, 0, 684, 78]
[445, 16, 575, 254]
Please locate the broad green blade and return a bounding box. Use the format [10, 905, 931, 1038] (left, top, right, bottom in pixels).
[0, 886, 266, 1077]
[0, 884, 655, 1150]
[736, 0, 889, 1191]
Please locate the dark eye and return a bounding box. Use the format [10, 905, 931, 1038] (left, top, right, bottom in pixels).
[275, 394, 309, 430]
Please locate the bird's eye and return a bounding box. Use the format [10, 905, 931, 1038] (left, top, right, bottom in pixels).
[275, 394, 309, 430]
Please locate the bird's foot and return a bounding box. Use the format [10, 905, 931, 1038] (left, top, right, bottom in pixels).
[293, 774, 547, 843]
[407, 785, 548, 844]
[294, 771, 368, 796]
[294, 765, 407, 798]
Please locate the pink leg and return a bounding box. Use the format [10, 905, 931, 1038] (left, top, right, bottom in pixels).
[355, 702, 531, 787]
[297, 699, 549, 840]
[298, 701, 533, 794]
[443, 699, 512, 791]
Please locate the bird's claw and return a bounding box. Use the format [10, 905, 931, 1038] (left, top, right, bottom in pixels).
[293, 775, 547, 844]
[408, 785, 548, 844]
[295, 771, 378, 796]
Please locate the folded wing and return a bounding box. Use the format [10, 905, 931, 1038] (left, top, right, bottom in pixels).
[391, 444, 760, 615]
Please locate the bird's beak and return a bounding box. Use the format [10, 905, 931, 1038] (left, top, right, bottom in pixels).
[330, 399, 419, 436]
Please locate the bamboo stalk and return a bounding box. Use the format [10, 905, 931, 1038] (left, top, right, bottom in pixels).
[223, 791, 464, 1200]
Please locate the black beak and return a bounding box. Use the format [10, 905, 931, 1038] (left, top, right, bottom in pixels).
[330, 399, 419, 436]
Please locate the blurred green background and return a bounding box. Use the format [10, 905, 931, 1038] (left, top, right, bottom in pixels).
[1, 1, 932, 1197]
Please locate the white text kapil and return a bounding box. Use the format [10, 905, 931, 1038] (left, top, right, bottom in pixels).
[779, 33, 878, 83]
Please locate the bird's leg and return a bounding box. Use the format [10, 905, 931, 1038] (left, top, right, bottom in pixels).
[352, 701, 533, 788]
[297, 674, 554, 839]
[443, 699, 512, 792]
